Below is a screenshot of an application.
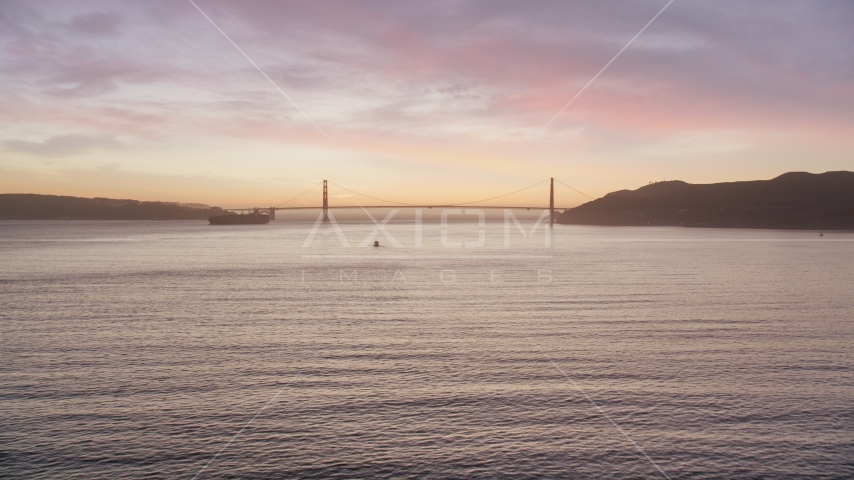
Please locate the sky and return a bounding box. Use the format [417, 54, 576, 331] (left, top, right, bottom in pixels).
[1, 0, 852, 207]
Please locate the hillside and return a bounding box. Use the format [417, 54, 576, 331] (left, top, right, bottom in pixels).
[0, 194, 229, 220]
[556, 171, 854, 229]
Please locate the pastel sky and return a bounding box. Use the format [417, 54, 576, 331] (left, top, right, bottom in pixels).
[1, 0, 852, 206]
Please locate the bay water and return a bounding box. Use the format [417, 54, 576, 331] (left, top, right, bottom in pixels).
[1, 218, 852, 478]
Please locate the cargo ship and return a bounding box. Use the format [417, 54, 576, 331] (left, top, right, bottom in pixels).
[209, 208, 270, 225]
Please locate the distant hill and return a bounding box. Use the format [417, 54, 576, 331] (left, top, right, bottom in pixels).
[556, 171, 854, 230]
[0, 194, 230, 220]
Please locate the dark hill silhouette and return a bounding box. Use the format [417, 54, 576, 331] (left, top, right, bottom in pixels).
[0, 194, 231, 220]
[557, 171, 854, 229]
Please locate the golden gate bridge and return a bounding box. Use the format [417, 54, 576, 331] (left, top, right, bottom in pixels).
[226, 178, 593, 226]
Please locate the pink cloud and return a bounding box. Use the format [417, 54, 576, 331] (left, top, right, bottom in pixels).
[1, 0, 853, 202]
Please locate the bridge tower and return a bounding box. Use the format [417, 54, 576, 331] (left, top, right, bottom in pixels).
[322, 179, 329, 222]
[549, 177, 555, 227]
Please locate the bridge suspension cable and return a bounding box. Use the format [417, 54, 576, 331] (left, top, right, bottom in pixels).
[452, 179, 549, 206]
[273, 181, 323, 208]
[554, 179, 595, 200]
[327, 181, 420, 207]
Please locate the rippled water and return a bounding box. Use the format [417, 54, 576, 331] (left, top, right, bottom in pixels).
[2, 219, 853, 479]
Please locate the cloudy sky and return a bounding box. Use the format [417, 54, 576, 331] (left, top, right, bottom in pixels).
[1, 0, 852, 206]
